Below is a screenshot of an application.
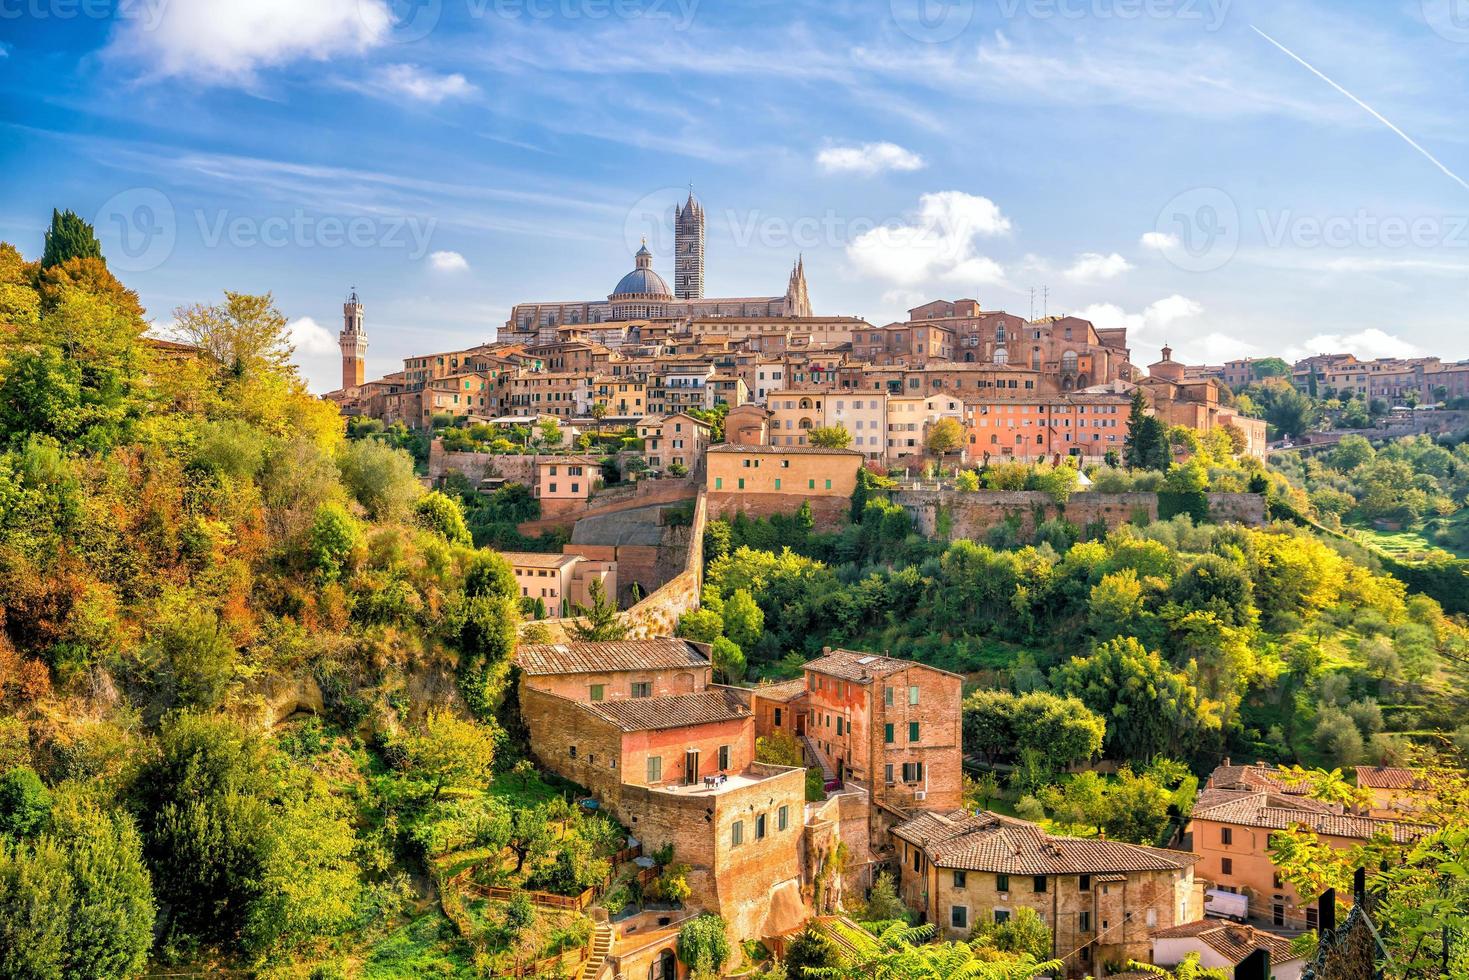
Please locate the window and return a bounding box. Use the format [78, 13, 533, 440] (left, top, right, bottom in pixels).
[589, 684, 605, 702]
[1273, 904, 1285, 927]
[885, 763, 894, 784]
[1221, 827, 1233, 846]
[718, 745, 730, 770]
[953, 871, 967, 888]
[884, 723, 894, 744]
[1146, 908, 1158, 928]
[908, 685, 920, 705]
[774, 478, 781, 490]
[1079, 874, 1091, 891]
[884, 686, 894, 706]
[1305, 907, 1319, 929]
[836, 718, 844, 736]
[1033, 876, 1047, 893]
[995, 874, 1009, 893]
[778, 806, 789, 831]
[902, 762, 924, 782]
[994, 909, 1010, 925]
[1221, 858, 1233, 876]
[715, 477, 722, 489]
[774, 708, 783, 727]
[950, 906, 968, 930]
[825, 479, 832, 489]
[569, 745, 577, 758]
[731, 820, 744, 847]
[755, 814, 767, 840]
[808, 479, 815, 489]
[909, 721, 920, 742]
[646, 756, 661, 783]
[1079, 910, 1091, 932]
[631, 682, 652, 698]
[738, 478, 745, 489]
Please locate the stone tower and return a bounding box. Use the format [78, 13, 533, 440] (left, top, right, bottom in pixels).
[674, 187, 704, 300]
[340, 288, 367, 389]
[784, 255, 811, 317]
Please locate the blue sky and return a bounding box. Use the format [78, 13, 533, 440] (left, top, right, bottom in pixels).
[3, 0, 1469, 391]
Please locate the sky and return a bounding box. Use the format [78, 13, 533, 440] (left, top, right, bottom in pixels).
[3, 0, 1469, 392]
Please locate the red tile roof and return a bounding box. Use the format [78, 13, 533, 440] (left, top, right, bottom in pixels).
[804, 649, 959, 684]
[751, 679, 808, 703]
[893, 810, 1198, 875]
[517, 639, 710, 676]
[1354, 766, 1429, 791]
[1190, 791, 1431, 844]
[587, 688, 751, 732]
[1151, 920, 1299, 965]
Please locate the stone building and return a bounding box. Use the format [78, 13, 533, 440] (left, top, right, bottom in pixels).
[704, 444, 865, 526]
[1353, 766, 1431, 820]
[500, 552, 615, 619]
[892, 810, 1200, 976]
[339, 289, 367, 389]
[798, 649, 964, 813]
[517, 638, 713, 704]
[636, 413, 711, 473]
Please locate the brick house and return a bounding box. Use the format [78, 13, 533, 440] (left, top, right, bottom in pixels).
[1354, 766, 1431, 820]
[517, 638, 713, 704]
[636, 413, 711, 473]
[518, 649, 808, 941]
[534, 454, 602, 516]
[798, 649, 963, 813]
[748, 678, 809, 740]
[704, 444, 864, 527]
[892, 810, 1200, 976]
[1190, 764, 1431, 929]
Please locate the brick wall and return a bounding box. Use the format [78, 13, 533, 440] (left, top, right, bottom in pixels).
[892, 489, 1267, 539]
[520, 664, 710, 704]
[708, 490, 849, 528]
[428, 442, 539, 485]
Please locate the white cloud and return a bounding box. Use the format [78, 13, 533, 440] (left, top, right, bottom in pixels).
[1140, 231, 1179, 251]
[847, 191, 1010, 286]
[1284, 328, 1423, 362]
[817, 142, 926, 175]
[369, 64, 476, 103]
[287, 317, 341, 393]
[429, 250, 470, 272]
[1064, 252, 1132, 283]
[107, 0, 394, 84]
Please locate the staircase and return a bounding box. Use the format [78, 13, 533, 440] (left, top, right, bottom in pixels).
[803, 735, 836, 783]
[581, 922, 614, 980]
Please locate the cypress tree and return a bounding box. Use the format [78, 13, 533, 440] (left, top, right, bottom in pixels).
[41, 209, 103, 269]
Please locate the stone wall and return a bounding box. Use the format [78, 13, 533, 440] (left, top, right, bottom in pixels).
[805, 790, 876, 911]
[892, 489, 1267, 539]
[708, 490, 849, 529]
[428, 442, 539, 485]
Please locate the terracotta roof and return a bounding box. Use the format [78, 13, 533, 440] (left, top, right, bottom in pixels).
[517, 639, 710, 676]
[892, 810, 1198, 875]
[1354, 766, 1429, 791]
[1152, 920, 1299, 966]
[500, 552, 580, 569]
[751, 679, 808, 703]
[805, 649, 957, 684]
[1191, 792, 1431, 844]
[1205, 763, 1312, 796]
[587, 688, 751, 732]
[707, 444, 864, 456]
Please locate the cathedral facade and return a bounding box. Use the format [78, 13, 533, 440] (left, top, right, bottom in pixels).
[502, 190, 811, 345]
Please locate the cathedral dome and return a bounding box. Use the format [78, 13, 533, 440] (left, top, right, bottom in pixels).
[611, 242, 673, 300]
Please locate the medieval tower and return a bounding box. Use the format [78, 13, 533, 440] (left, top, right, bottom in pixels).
[674, 188, 704, 300]
[340, 289, 367, 389]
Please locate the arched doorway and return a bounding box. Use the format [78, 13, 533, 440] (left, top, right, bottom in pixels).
[652, 948, 677, 980]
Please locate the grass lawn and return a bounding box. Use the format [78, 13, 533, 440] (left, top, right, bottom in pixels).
[362, 911, 475, 978]
[1347, 509, 1469, 561]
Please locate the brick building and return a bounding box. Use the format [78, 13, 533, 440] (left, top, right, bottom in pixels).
[1354, 766, 1431, 820]
[517, 638, 713, 704]
[636, 412, 711, 473]
[705, 445, 865, 527]
[1189, 763, 1431, 929]
[534, 454, 602, 515]
[798, 649, 964, 812]
[501, 552, 616, 619]
[892, 810, 1200, 976]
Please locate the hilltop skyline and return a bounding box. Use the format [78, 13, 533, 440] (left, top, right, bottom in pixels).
[4, 0, 1469, 391]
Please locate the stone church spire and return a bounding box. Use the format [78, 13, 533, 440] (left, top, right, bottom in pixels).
[784, 256, 811, 317]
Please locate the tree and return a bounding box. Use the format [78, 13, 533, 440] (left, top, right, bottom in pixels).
[675, 608, 724, 644]
[415, 490, 472, 545]
[172, 291, 295, 383]
[405, 711, 497, 801]
[569, 579, 628, 641]
[806, 919, 1060, 980]
[537, 417, 562, 448]
[783, 925, 836, 976]
[1124, 389, 1171, 471]
[722, 588, 764, 650]
[710, 637, 747, 685]
[972, 906, 1051, 962]
[307, 502, 360, 581]
[809, 425, 852, 449]
[925, 418, 965, 458]
[859, 871, 910, 924]
[1127, 952, 1229, 980]
[336, 439, 422, 521]
[1053, 636, 1222, 762]
[955, 469, 980, 492]
[755, 730, 805, 768]
[506, 806, 554, 874]
[0, 768, 51, 841]
[677, 914, 731, 973]
[41, 208, 102, 268]
[0, 836, 71, 977]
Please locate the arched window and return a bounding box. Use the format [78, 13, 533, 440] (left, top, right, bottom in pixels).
[996, 326, 1006, 342]
[964, 351, 975, 363]
[994, 347, 1008, 365]
[1062, 350, 1079, 372]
